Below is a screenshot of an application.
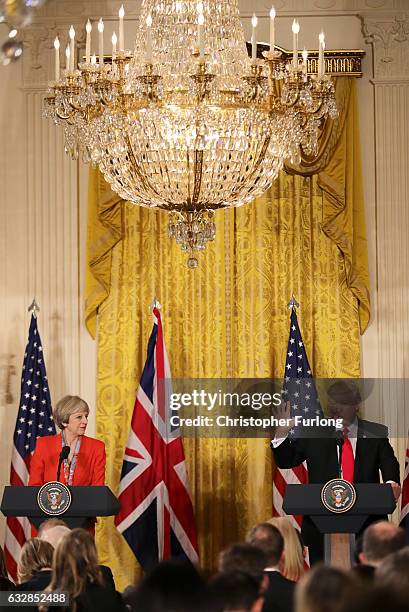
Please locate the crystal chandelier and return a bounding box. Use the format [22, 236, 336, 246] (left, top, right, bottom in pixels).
[44, 1, 337, 267]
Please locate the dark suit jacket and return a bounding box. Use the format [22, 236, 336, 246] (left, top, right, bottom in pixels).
[262, 571, 295, 612]
[271, 419, 400, 548]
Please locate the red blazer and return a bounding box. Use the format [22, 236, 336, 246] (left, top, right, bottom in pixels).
[28, 434, 106, 486]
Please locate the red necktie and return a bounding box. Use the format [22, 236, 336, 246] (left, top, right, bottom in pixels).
[341, 427, 354, 482]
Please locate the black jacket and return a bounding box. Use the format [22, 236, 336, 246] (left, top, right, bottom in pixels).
[262, 571, 295, 612]
[272, 419, 400, 485]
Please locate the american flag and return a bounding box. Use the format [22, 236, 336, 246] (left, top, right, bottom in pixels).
[272, 306, 322, 531]
[399, 431, 409, 533]
[115, 305, 199, 570]
[4, 314, 55, 580]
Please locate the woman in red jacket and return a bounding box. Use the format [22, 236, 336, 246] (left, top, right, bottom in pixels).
[29, 395, 106, 487]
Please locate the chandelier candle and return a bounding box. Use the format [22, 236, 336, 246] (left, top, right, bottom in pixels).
[44, 0, 337, 267]
[292, 19, 299, 68]
[98, 18, 104, 66]
[69, 26, 75, 72]
[269, 7, 275, 51]
[112, 32, 117, 59]
[302, 47, 308, 75]
[119, 5, 125, 52]
[85, 19, 92, 64]
[54, 37, 60, 80]
[64, 44, 70, 73]
[318, 31, 325, 77]
[251, 14, 257, 60]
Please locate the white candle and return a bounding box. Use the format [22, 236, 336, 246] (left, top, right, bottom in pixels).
[98, 18, 104, 66]
[119, 5, 125, 52]
[65, 44, 70, 73]
[198, 11, 204, 58]
[292, 20, 300, 69]
[69, 25, 75, 72]
[91, 53, 97, 65]
[112, 32, 117, 60]
[146, 14, 152, 63]
[302, 48, 308, 76]
[54, 37, 60, 80]
[251, 14, 258, 61]
[318, 31, 325, 77]
[269, 7, 276, 52]
[85, 19, 92, 64]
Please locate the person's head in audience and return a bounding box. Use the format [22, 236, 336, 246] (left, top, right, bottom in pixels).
[375, 547, 409, 606]
[40, 525, 71, 549]
[268, 517, 305, 581]
[17, 538, 54, 584]
[210, 571, 264, 612]
[360, 521, 407, 567]
[246, 522, 284, 571]
[126, 560, 210, 612]
[218, 543, 268, 590]
[47, 528, 102, 597]
[37, 518, 68, 539]
[295, 565, 359, 612]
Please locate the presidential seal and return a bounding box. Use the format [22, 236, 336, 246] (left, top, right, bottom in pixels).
[37, 481, 72, 516]
[321, 479, 356, 514]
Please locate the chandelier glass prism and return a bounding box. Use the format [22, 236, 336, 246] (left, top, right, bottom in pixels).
[44, 0, 337, 267]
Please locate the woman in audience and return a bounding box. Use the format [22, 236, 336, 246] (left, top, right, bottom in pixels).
[15, 538, 54, 591]
[268, 517, 305, 581]
[0, 546, 14, 591]
[40, 528, 124, 612]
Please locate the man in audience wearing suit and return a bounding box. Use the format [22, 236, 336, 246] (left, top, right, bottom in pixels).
[247, 523, 295, 612]
[271, 381, 401, 563]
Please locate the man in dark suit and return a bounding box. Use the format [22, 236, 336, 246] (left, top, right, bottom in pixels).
[271, 381, 401, 564]
[247, 523, 295, 612]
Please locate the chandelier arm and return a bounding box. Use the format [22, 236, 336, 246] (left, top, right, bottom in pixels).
[191, 150, 204, 207]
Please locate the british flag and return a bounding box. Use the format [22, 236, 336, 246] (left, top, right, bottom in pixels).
[399, 431, 409, 534]
[272, 305, 322, 532]
[4, 314, 55, 580]
[115, 305, 199, 570]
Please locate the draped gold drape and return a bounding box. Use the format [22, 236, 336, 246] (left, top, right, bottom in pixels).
[85, 78, 369, 590]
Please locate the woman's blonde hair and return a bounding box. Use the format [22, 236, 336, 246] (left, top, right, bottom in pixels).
[17, 538, 54, 584]
[268, 517, 305, 582]
[41, 529, 102, 612]
[53, 396, 89, 430]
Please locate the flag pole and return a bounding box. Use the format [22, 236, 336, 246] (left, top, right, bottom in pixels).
[287, 294, 300, 310]
[27, 298, 40, 318]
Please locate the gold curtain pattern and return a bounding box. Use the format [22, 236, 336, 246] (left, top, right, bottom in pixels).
[85, 78, 369, 590]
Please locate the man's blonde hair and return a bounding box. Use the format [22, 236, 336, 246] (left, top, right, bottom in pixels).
[53, 395, 89, 430]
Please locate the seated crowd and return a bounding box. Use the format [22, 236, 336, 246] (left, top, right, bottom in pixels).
[0, 517, 408, 611]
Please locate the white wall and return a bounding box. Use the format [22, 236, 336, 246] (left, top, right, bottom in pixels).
[1, 0, 408, 544]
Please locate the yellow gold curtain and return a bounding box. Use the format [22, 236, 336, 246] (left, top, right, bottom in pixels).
[86, 78, 369, 590]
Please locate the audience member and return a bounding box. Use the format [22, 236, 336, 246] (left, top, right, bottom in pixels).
[39, 528, 125, 612]
[38, 522, 115, 591]
[14, 538, 54, 590]
[210, 571, 264, 612]
[123, 560, 210, 612]
[37, 518, 68, 539]
[295, 565, 359, 612]
[247, 522, 295, 612]
[218, 543, 268, 591]
[359, 521, 407, 567]
[376, 546, 409, 607]
[0, 546, 14, 591]
[268, 517, 306, 581]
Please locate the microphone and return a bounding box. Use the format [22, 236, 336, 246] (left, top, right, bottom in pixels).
[57, 445, 70, 482]
[335, 430, 344, 479]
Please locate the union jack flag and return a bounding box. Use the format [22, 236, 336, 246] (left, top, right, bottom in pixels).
[272, 305, 322, 533]
[4, 314, 55, 580]
[115, 305, 199, 570]
[399, 431, 409, 534]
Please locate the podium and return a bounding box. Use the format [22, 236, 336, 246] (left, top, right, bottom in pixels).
[1, 486, 120, 529]
[283, 483, 396, 568]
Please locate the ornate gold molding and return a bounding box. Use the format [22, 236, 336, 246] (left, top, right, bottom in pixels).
[255, 44, 365, 77]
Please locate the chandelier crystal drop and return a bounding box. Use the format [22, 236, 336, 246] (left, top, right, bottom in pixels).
[44, 0, 337, 267]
